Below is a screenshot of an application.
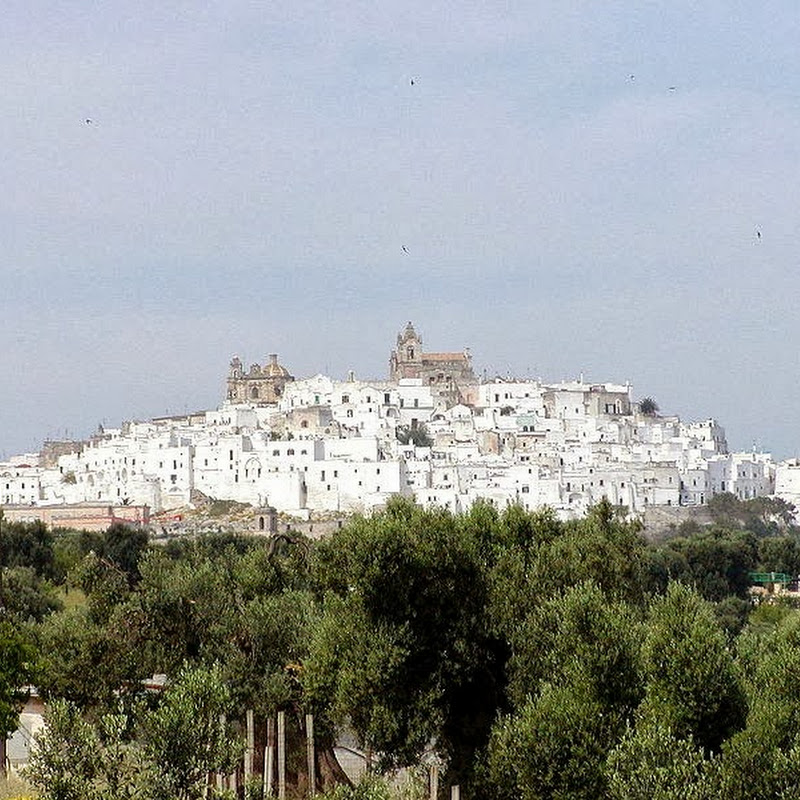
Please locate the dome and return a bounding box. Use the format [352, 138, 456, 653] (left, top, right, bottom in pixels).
[264, 353, 291, 378]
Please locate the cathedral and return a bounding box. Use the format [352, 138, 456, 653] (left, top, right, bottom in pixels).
[389, 322, 476, 404]
[226, 354, 294, 404]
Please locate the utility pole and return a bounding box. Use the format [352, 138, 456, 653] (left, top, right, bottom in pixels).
[0, 510, 5, 613]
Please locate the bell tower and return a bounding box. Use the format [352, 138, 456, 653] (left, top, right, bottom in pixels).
[390, 322, 423, 380]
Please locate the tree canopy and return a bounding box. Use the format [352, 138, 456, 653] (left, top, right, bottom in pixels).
[12, 496, 800, 797]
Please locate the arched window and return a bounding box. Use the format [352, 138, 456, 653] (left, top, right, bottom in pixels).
[407, 347, 415, 359]
[251, 386, 259, 399]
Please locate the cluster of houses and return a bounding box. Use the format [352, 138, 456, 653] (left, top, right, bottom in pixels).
[3, 324, 800, 524]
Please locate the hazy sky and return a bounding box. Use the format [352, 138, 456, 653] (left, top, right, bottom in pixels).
[3, 2, 799, 459]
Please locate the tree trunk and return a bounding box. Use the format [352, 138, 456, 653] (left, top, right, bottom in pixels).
[316, 740, 352, 792]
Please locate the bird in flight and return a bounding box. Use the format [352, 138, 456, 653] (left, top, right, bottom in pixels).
[628, 74, 635, 80]
[85, 118, 93, 124]
[402, 245, 409, 253]
[410, 78, 416, 86]
[756, 229, 762, 240]
[668, 86, 677, 91]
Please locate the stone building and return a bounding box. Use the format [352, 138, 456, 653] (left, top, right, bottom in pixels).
[226, 354, 294, 405]
[389, 322, 476, 405]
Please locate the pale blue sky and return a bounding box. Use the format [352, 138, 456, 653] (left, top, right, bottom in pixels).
[2, 2, 799, 457]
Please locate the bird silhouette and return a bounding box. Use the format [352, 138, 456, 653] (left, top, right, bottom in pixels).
[756, 229, 762, 239]
[402, 245, 409, 253]
[668, 86, 677, 91]
[85, 118, 93, 124]
[410, 78, 415, 86]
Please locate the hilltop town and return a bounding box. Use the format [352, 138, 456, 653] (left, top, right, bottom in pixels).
[3, 323, 800, 527]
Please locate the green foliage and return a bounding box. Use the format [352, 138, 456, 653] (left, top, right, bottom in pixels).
[606, 721, 713, 800]
[506, 581, 644, 717]
[205, 499, 255, 518]
[317, 772, 426, 800]
[707, 493, 797, 537]
[395, 424, 433, 448]
[645, 529, 757, 601]
[489, 683, 612, 800]
[26, 666, 241, 800]
[307, 498, 503, 787]
[26, 500, 800, 796]
[757, 536, 800, 575]
[1, 566, 62, 622]
[639, 583, 746, 753]
[52, 529, 102, 583]
[638, 397, 659, 416]
[70, 551, 131, 625]
[138, 664, 242, 798]
[713, 596, 751, 640]
[0, 517, 57, 582]
[491, 500, 646, 645]
[101, 524, 149, 585]
[529, 500, 647, 605]
[36, 606, 144, 710]
[25, 698, 119, 800]
[0, 620, 36, 739]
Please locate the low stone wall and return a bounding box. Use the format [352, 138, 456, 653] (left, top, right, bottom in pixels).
[640, 505, 714, 541]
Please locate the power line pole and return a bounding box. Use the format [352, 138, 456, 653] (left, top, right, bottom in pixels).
[0, 510, 5, 613]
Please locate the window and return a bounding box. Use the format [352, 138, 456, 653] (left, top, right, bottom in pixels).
[384, 393, 390, 404]
[414, 398, 419, 408]
[342, 394, 349, 404]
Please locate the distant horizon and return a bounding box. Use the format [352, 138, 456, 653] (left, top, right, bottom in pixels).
[4, 4, 800, 462]
[1, 345, 786, 462]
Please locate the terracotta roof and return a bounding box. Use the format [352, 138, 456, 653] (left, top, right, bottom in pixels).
[423, 352, 468, 362]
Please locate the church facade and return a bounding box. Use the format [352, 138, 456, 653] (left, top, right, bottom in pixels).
[389, 322, 476, 404]
[226, 354, 294, 405]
